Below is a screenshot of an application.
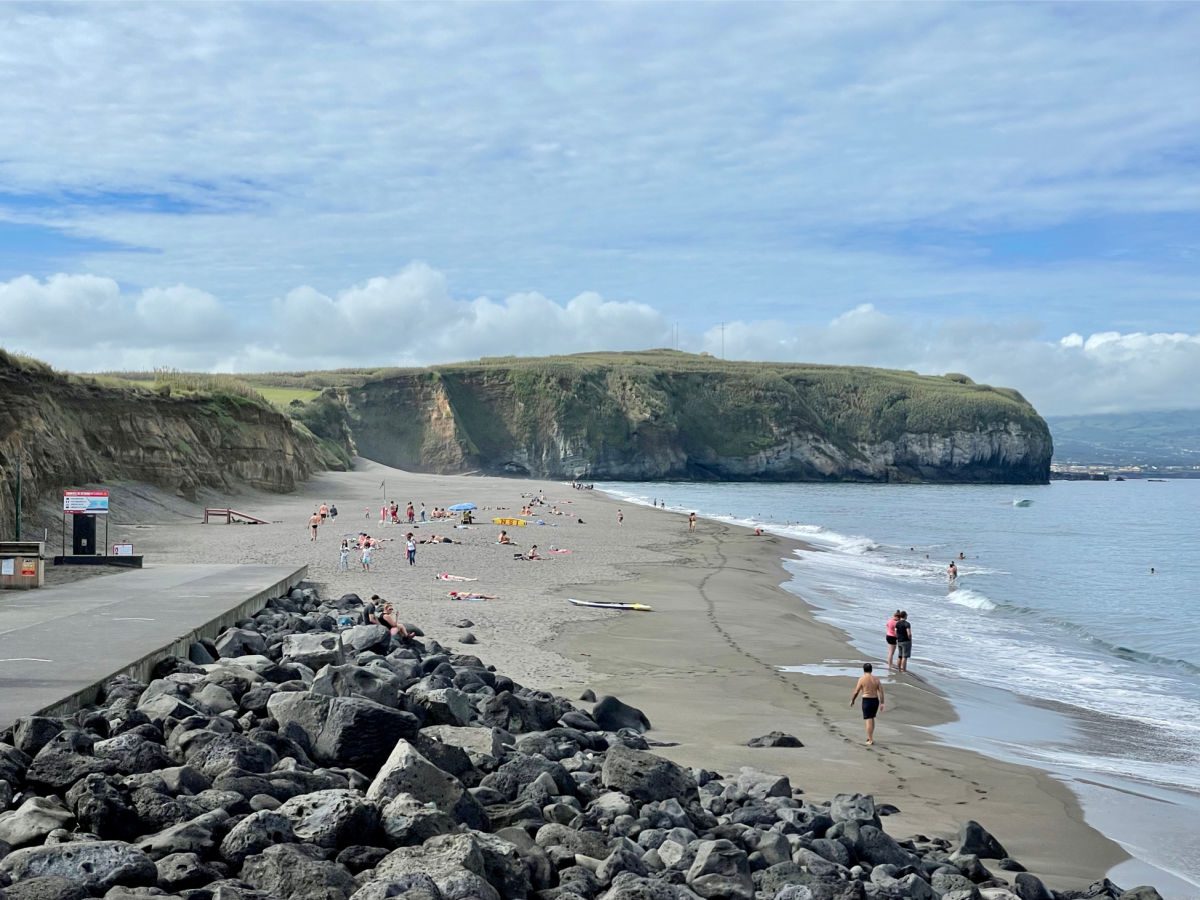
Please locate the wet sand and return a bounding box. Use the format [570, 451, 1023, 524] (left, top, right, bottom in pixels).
[84, 459, 1124, 892]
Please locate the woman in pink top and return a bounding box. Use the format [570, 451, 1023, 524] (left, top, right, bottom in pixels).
[885, 610, 901, 669]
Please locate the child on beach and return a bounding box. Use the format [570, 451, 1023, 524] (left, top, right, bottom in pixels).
[617, 508, 624, 525]
[338, 540, 350, 573]
[361, 544, 373, 571]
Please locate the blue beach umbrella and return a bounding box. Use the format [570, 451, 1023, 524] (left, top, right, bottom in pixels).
[448, 503, 477, 512]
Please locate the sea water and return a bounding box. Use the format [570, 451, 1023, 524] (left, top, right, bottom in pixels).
[595, 479, 1200, 896]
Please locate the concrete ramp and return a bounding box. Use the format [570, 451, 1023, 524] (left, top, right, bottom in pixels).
[0, 564, 306, 729]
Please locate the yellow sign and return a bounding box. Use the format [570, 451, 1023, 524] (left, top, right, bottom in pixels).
[19, 558, 37, 577]
[492, 517, 527, 527]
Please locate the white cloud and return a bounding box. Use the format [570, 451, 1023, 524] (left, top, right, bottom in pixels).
[3, 267, 1197, 416]
[0, 4, 1197, 331]
[705, 306, 1200, 416]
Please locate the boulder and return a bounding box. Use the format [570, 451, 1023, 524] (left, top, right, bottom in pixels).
[829, 793, 879, 826]
[24, 748, 119, 793]
[733, 767, 791, 800]
[277, 789, 380, 849]
[956, 820, 1009, 859]
[410, 687, 474, 727]
[185, 734, 277, 778]
[313, 697, 419, 772]
[600, 872, 697, 899]
[240, 842, 358, 900]
[371, 833, 500, 900]
[92, 732, 173, 775]
[0, 840, 158, 891]
[65, 773, 139, 839]
[0, 796, 73, 848]
[417, 725, 506, 769]
[340, 624, 391, 654]
[350, 874, 444, 900]
[219, 809, 296, 867]
[1012, 873, 1054, 900]
[135, 809, 229, 860]
[592, 696, 651, 733]
[281, 633, 345, 670]
[267, 692, 419, 773]
[686, 839, 753, 900]
[311, 664, 403, 707]
[0, 875, 91, 900]
[601, 744, 698, 804]
[367, 740, 487, 829]
[215, 628, 269, 659]
[11, 717, 64, 758]
[379, 792, 457, 845]
[854, 825, 917, 868]
[746, 732, 803, 749]
[155, 850, 222, 890]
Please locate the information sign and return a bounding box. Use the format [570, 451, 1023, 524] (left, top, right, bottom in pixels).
[63, 490, 110, 514]
[112, 543, 134, 556]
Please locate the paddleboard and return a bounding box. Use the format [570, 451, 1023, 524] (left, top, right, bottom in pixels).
[567, 598, 653, 612]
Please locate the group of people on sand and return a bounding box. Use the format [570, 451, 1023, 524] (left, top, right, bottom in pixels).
[849, 606, 919, 745]
[308, 502, 339, 540]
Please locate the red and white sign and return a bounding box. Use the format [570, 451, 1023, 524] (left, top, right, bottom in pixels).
[63, 490, 110, 514]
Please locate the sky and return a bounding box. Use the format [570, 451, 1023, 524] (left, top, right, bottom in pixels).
[1, 2, 1198, 416]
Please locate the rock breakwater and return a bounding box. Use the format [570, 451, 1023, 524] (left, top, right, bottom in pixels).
[0, 587, 1158, 900]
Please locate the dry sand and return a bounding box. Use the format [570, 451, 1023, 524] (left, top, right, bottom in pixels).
[85, 459, 1124, 892]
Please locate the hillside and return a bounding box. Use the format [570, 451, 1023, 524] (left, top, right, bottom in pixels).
[0, 351, 345, 540]
[295, 350, 1053, 483]
[1047, 410, 1200, 467]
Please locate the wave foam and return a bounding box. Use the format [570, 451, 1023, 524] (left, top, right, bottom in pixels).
[947, 588, 997, 611]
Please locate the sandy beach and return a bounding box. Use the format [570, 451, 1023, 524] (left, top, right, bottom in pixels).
[74, 459, 1125, 893]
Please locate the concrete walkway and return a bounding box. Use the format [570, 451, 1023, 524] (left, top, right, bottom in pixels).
[0, 564, 306, 729]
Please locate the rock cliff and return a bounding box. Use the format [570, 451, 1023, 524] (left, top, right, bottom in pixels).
[306, 351, 1052, 483]
[0, 353, 342, 538]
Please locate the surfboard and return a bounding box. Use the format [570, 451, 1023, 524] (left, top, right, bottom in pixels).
[567, 598, 653, 612]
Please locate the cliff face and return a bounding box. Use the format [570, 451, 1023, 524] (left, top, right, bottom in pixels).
[315, 352, 1052, 483]
[0, 356, 340, 538]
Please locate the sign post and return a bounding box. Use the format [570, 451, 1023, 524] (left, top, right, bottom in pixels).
[62, 490, 110, 558]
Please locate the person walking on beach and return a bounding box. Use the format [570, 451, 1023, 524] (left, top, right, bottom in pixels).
[319, 502, 329, 522]
[894, 611, 913, 672]
[338, 539, 350, 573]
[617, 508, 624, 525]
[420, 502, 427, 522]
[885, 610, 900, 669]
[329, 503, 338, 520]
[850, 663, 885, 745]
[406, 534, 417, 566]
[688, 512, 697, 533]
[309, 511, 321, 541]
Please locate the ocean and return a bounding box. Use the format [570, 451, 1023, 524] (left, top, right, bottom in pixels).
[595, 479, 1200, 897]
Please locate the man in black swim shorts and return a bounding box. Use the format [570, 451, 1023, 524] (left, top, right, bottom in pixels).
[850, 662, 886, 745]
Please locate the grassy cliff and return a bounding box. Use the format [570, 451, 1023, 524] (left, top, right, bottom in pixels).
[0, 351, 347, 540]
[293, 351, 1052, 483]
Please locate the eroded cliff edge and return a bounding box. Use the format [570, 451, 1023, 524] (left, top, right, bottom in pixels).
[0, 353, 343, 538]
[303, 351, 1052, 483]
